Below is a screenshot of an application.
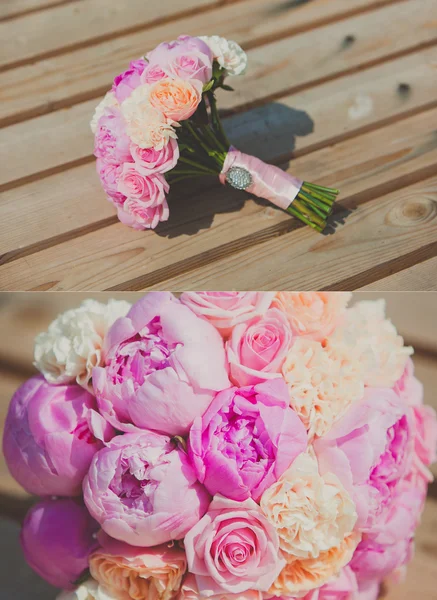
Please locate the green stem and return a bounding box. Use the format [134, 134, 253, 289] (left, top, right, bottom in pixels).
[178, 156, 217, 175]
[208, 91, 230, 149]
[183, 122, 223, 170]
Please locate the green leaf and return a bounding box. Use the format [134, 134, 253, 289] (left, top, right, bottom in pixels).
[221, 84, 234, 92]
[202, 80, 214, 93]
[73, 569, 91, 587]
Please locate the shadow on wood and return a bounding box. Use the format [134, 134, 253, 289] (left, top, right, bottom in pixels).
[155, 103, 314, 238]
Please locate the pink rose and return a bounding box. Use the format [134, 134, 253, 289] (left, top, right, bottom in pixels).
[314, 388, 414, 533]
[189, 379, 307, 502]
[180, 292, 276, 338]
[117, 195, 169, 230]
[179, 573, 264, 600]
[147, 35, 213, 84]
[83, 430, 210, 547]
[227, 308, 293, 386]
[142, 62, 167, 84]
[2, 376, 113, 496]
[94, 107, 132, 165]
[96, 159, 126, 205]
[185, 495, 285, 595]
[93, 292, 230, 436]
[112, 58, 147, 102]
[131, 138, 179, 175]
[21, 498, 99, 589]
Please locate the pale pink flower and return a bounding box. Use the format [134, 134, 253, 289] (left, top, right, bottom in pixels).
[116, 173, 170, 230]
[130, 138, 179, 175]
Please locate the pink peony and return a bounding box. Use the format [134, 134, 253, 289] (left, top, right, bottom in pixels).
[96, 159, 126, 205]
[2, 375, 113, 496]
[131, 138, 179, 175]
[83, 430, 210, 547]
[188, 379, 307, 502]
[117, 194, 169, 230]
[303, 567, 358, 600]
[93, 292, 230, 435]
[227, 308, 293, 386]
[184, 495, 285, 595]
[147, 35, 213, 84]
[112, 58, 147, 102]
[94, 107, 132, 165]
[180, 292, 276, 338]
[393, 358, 423, 406]
[314, 388, 414, 533]
[21, 498, 99, 589]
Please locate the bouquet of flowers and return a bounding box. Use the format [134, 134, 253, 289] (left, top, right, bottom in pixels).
[91, 36, 340, 233]
[3, 292, 437, 600]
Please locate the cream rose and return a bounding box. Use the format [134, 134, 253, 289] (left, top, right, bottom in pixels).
[90, 536, 187, 600]
[261, 452, 357, 562]
[34, 299, 131, 391]
[57, 579, 117, 600]
[149, 78, 203, 122]
[281, 338, 364, 438]
[199, 36, 248, 76]
[121, 84, 178, 149]
[271, 292, 351, 341]
[90, 92, 119, 134]
[269, 533, 361, 597]
[331, 299, 413, 388]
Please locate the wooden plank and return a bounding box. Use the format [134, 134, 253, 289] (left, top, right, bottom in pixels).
[0, 0, 78, 22]
[2, 46, 437, 262]
[0, 0, 220, 71]
[353, 292, 437, 352]
[2, 0, 437, 188]
[1, 103, 435, 291]
[359, 257, 437, 290]
[0, 0, 394, 125]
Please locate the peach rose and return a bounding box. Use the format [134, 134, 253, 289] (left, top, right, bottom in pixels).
[281, 338, 364, 438]
[149, 78, 203, 122]
[179, 574, 263, 600]
[90, 534, 187, 600]
[271, 293, 351, 341]
[269, 533, 361, 597]
[261, 453, 357, 562]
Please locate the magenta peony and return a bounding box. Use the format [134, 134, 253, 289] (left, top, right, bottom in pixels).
[21, 498, 99, 589]
[112, 58, 147, 102]
[2, 375, 113, 496]
[184, 495, 285, 595]
[93, 291, 229, 436]
[189, 379, 307, 502]
[83, 430, 210, 547]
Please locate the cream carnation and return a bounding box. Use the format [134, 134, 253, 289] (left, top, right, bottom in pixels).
[199, 35, 247, 76]
[332, 299, 413, 387]
[271, 292, 351, 341]
[34, 299, 131, 391]
[269, 533, 361, 597]
[90, 92, 119, 134]
[121, 84, 178, 149]
[57, 579, 117, 600]
[261, 452, 357, 562]
[281, 338, 364, 438]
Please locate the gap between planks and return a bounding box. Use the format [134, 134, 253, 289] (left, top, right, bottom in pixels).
[0, 0, 407, 127]
[0, 0, 83, 23]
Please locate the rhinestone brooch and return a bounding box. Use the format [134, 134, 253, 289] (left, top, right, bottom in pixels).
[225, 166, 253, 191]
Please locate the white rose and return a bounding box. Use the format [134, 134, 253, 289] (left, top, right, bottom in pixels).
[121, 84, 178, 149]
[90, 92, 119, 134]
[34, 299, 131, 391]
[57, 579, 116, 600]
[199, 35, 247, 76]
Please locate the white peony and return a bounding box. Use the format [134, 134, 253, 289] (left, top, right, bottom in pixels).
[34, 299, 131, 391]
[331, 299, 413, 388]
[121, 84, 178, 149]
[199, 35, 247, 76]
[57, 579, 117, 600]
[90, 92, 119, 134]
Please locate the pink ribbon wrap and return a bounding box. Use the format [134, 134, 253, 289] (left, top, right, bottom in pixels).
[219, 146, 303, 210]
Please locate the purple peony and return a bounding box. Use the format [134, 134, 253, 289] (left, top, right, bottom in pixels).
[188, 379, 307, 502]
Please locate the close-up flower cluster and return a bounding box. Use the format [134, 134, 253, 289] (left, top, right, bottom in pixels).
[3, 292, 437, 600]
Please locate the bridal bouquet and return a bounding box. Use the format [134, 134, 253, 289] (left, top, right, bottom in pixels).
[91, 36, 339, 233]
[3, 292, 437, 600]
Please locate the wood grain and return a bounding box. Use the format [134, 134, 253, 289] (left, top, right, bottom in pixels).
[0, 0, 222, 71]
[0, 0, 79, 22]
[0, 0, 395, 125]
[359, 258, 437, 291]
[1, 103, 435, 292]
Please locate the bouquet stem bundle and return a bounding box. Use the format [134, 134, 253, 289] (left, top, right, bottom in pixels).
[167, 93, 339, 232]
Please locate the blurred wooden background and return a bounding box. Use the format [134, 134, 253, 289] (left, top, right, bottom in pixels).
[0, 0, 436, 291]
[0, 292, 436, 598]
